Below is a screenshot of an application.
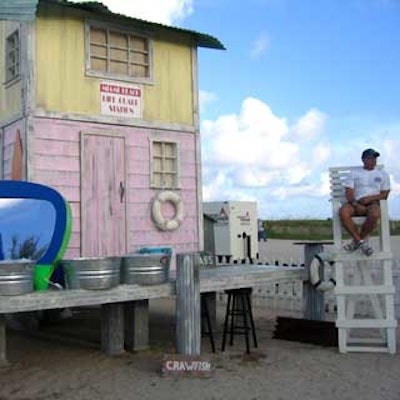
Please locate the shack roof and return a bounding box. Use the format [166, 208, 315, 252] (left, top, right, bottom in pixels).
[0, 0, 225, 50]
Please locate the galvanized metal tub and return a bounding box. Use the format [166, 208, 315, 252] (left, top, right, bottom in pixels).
[121, 254, 170, 285]
[60, 257, 121, 290]
[0, 260, 35, 296]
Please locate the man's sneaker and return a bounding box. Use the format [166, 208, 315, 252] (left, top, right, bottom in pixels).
[359, 241, 374, 256]
[343, 239, 374, 256]
[343, 240, 361, 252]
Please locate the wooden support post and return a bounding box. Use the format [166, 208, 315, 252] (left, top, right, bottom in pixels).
[176, 253, 201, 355]
[0, 315, 7, 366]
[124, 300, 149, 351]
[101, 303, 124, 356]
[201, 292, 217, 332]
[295, 241, 331, 321]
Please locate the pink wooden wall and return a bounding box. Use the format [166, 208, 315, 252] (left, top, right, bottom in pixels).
[32, 118, 200, 259]
[2, 119, 25, 179]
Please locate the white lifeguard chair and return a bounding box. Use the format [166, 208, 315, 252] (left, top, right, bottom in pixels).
[329, 165, 396, 353]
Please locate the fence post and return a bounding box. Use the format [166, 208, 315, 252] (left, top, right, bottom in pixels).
[176, 253, 201, 355]
[0, 315, 6, 365]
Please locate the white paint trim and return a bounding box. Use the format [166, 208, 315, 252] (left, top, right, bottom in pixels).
[191, 43, 203, 252]
[34, 108, 196, 133]
[0, 112, 24, 129]
[25, 116, 35, 181]
[25, 19, 36, 114]
[23, 19, 36, 181]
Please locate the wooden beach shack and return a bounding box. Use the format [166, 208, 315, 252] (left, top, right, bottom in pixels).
[0, 2, 309, 363]
[0, 0, 225, 259]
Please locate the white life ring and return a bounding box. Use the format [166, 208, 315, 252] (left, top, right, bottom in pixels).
[310, 252, 336, 292]
[151, 191, 185, 231]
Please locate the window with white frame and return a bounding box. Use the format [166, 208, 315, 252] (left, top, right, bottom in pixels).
[151, 141, 180, 189]
[87, 23, 151, 82]
[5, 30, 20, 84]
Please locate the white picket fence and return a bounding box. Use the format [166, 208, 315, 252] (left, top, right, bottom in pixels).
[209, 258, 400, 318]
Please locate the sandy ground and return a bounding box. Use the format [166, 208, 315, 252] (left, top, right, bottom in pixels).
[1, 239, 400, 400]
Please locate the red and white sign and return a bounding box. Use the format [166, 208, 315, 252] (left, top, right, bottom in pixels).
[100, 81, 142, 119]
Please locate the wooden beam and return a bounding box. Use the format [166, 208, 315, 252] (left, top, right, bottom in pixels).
[176, 253, 201, 355]
[124, 300, 149, 351]
[0, 315, 7, 366]
[101, 303, 124, 356]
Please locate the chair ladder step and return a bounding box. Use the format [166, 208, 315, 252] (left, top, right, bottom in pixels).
[336, 319, 397, 328]
[335, 285, 395, 295]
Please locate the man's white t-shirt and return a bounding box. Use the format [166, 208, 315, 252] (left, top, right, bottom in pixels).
[345, 167, 390, 200]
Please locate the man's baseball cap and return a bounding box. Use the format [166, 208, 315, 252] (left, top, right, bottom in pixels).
[362, 148, 380, 159]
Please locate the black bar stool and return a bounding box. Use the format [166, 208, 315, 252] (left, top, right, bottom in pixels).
[221, 288, 258, 354]
[201, 293, 216, 353]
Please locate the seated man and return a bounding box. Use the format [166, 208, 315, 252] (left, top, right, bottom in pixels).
[339, 148, 390, 256]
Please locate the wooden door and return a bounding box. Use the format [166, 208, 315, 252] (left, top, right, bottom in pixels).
[81, 133, 126, 257]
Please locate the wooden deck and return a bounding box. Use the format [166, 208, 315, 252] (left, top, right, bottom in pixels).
[0, 265, 304, 313]
[0, 263, 304, 364]
[199, 265, 304, 292]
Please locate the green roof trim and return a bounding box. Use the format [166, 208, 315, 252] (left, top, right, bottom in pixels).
[0, 0, 39, 21]
[40, 0, 226, 50]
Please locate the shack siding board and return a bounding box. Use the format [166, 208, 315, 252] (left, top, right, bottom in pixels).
[35, 139, 77, 156]
[33, 170, 80, 187]
[32, 118, 200, 257]
[35, 154, 79, 171]
[35, 11, 194, 126]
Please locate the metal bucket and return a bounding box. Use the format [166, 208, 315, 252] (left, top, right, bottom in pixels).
[121, 254, 170, 285]
[0, 261, 35, 296]
[60, 257, 121, 290]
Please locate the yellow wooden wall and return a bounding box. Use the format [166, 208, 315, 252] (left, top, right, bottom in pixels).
[0, 20, 23, 121]
[35, 7, 194, 126]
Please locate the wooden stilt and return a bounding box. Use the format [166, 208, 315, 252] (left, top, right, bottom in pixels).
[101, 303, 125, 356]
[124, 300, 149, 351]
[175, 253, 201, 355]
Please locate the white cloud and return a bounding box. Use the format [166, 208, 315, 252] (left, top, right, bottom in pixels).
[69, 0, 193, 25]
[202, 98, 294, 169]
[285, 165, 311, 185]
[290, 108, 327, 142]
[250, 32, 270, 59]
[201, 97, 330, 215]
[233, 169, 280, 187]
[0, 199, 23, 209]
[201, 98, 400, 218]
[199, 90, 217, 111]
[311, 143, 331, 166]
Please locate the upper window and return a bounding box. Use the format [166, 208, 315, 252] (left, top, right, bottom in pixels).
[87, 23, 152, 83]
[5, 30, 20, 84]
[151, 141, 180, 189]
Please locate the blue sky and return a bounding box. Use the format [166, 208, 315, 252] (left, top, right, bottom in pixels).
[184, 0, 400, 219]
[39, 1, 400, 219]
[0, 199, 54, 259]
[3, 1, 399, 261]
